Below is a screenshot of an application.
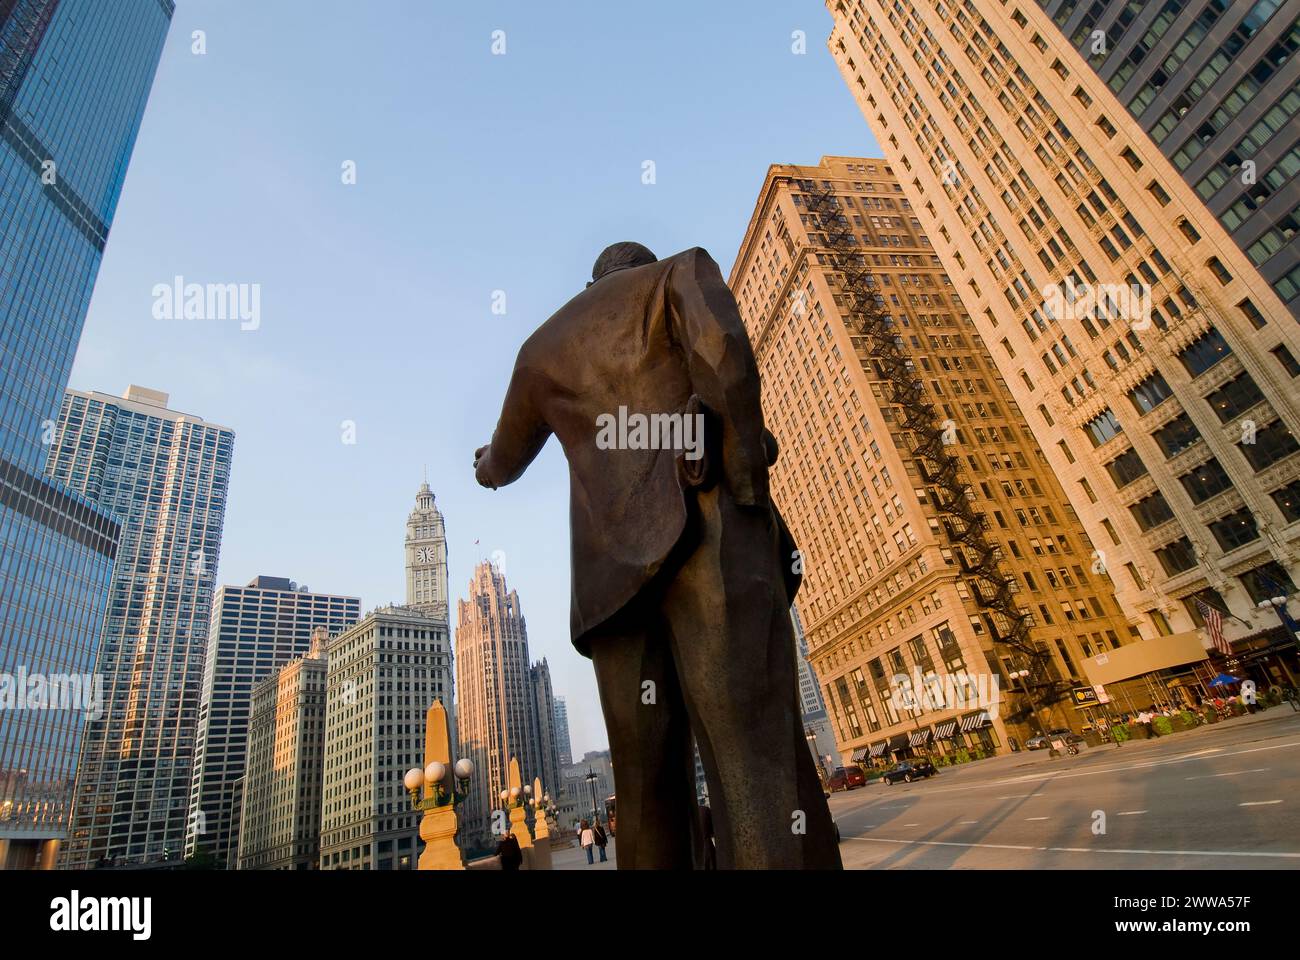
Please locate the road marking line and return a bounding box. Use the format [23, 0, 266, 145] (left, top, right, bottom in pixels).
[1025, 816, 1050, 821]
[844, 836, 1300, 859]
[997, 794, 1032, 799]
[959, 820, 978, 824]
[1239, 800, 1283, 806]
[1185, 768, 1270, 780]
[902, 822, 920, 826]
[1117, 810, 1147, 816]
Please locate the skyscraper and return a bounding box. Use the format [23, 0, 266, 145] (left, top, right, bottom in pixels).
[319, 606, 452, 870]
[827, 2, 1300, 673]
[1029, 1, 1300, 320]
[729, 157, 1137, 763]
[553, 696, 572, 769]
[405, 480, 449, 622]
[529, 658, 563, 798]
[238, 627, 332, 871]
[454, 561, 544, 849]
[186, 577, 360, 867]
[48, 386, 234, 868]
[0, 0, 171, 869]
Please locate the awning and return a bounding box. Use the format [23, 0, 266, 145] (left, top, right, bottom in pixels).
[868, 742, 888, 757]
[850, 747, 868, 762]
[959, 711, 992, 732]
[887, 732, 911, 752]
[932, 719, 959, 740]
[908, 728, 931, 747]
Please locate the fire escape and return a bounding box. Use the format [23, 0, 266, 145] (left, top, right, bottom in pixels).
[800, 182, 1068, 716]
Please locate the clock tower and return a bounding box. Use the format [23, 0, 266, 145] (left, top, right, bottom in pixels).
[405, 479, 449, 622]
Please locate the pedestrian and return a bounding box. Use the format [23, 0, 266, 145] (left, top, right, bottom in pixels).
[593, 818, 609, 862]
[580, 819, 595, 865]
[496, 830, 522, 871]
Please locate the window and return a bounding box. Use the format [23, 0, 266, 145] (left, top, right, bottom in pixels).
[1271, 344, 1300, 377]
[1178, 457, 1233, 504]
[1152, 412, 1202, 457]
[1207, 257, 1233, 285]
[1084, 409, 1123, 447]
[1155, 536, 1198, 575]
[1206, 373, 1265, 423]
[1208, 508, 1260, 551]
[1239, 420, 1300, 471]
[1178, 328, 1232, 377]
[1270, 479, 1300, 522]
[1105, 447, 1149, 488]
[1129, 491, 1175, 532]
[1238, 298, 1266, 329]
[1128, 372, 1173, 415]
[1239, 561, 1296, 605]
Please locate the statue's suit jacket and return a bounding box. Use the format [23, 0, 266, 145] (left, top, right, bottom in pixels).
[478, 247, 799, 654]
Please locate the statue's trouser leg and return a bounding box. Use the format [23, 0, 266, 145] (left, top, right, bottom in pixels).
[589, 613, 697, 869]
[662, 486, 843, 870]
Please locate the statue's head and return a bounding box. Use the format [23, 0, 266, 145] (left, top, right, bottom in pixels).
[589, 242, 657, 287]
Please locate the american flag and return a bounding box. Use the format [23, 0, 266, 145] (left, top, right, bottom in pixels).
[1197, 600, 1231, 657]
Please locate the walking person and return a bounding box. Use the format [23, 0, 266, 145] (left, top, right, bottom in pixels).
[593, 818, 609, 862]
[580, 819, 595, 865]
[496, 831, 522, 871]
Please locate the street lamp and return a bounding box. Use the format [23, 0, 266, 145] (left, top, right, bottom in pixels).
[585, 766, 600, 824]
[1010, 667, 1046, 746]
[403, 757, 474, 812]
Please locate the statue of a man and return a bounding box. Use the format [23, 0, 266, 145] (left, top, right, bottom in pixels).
[474, 242, 841, 869]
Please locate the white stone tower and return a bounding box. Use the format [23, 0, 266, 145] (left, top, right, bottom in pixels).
[405, 477, 449, 622]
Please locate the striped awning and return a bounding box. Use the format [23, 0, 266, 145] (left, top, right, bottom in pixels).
[960, 711, 992, 732]
[868, 742, 888, 757]
[908, 728, 931, 747]
[850, 747, 868, 763]
[933, 719, 959, 740]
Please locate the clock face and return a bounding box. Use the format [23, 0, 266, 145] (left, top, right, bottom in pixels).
[415, 548, 432, 564]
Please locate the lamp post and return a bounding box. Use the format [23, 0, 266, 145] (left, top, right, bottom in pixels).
[403, 757, 474, 812]
[401, 756, 473, 871]
[1257, 595, 1300, 648]
[585, 766, 599, 824]
[1011, 667, 1045, 746]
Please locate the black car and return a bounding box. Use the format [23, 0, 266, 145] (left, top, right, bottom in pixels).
[882, 759, 937, 784]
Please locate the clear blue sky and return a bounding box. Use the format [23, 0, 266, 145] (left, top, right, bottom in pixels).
[70, 0, 879, 758]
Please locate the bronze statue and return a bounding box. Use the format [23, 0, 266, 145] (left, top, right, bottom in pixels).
[474, 242, 842, 869]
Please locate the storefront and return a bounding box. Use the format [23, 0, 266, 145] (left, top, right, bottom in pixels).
[958, 710, 999, 753]
[931, 718, 960, 757]
[908, 727, 932, 756]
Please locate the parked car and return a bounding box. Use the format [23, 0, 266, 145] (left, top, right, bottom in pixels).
[882, 759, 937, 784]
[1025, 728, 1085, 750]
[826, 766, 867, 791]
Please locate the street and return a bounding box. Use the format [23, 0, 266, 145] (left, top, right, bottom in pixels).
[828, 710, 1300, 868]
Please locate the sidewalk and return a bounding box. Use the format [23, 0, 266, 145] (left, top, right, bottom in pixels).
[552, 838, 617, 870]
[871, 705, 1300, 783]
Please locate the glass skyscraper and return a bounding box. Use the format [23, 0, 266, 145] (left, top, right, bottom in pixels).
[0, 0, 172, 868]
[48, 386, 234, 869]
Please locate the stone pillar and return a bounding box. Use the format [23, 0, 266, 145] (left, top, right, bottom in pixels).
[417, 700, 464, 870]
[529, 776, 553, 870]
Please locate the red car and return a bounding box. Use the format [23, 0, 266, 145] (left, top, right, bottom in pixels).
[826, 766, 867, 791]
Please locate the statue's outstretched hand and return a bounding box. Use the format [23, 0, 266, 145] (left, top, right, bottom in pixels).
[474, 444, 496, 489]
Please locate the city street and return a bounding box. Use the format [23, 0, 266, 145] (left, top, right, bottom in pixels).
[829, 710, 1300, 869]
